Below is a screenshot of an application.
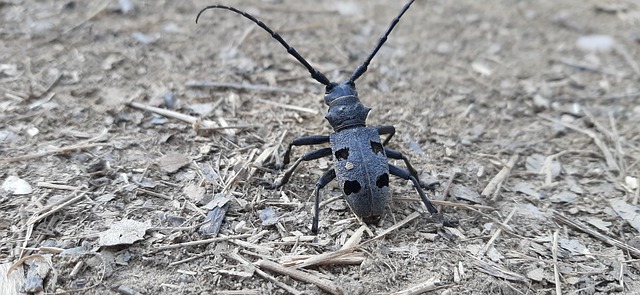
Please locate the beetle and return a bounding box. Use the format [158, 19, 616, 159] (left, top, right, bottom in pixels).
[197, 0, 444, 233]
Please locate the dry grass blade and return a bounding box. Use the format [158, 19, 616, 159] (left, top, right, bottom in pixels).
[185, 80, 304, 94]
[553, 212, 640, 258]
[394, 198, 496, 210]
[390, 277, 446, 295]
[364, 211, 421, 245]
[552, 230, 562, 295]
[478, 207, 516, 257]
[150, 234, 252, 252]
[281, 253, 365, 267]
[255, 260, 343, 295]
[539, 114, 620, 172]
[291, 213, 421, 269]
[472, 258, 528, 282]
[255, 98, 319, 115]
[481, 155, 519, 200]
[289, 246, 359, 269]
[227, 252, 302, 295]
[28, 191, 87, 226]
[127, 102, 256, 130]
[0, 143, 111, 164]
[36, 182, 81, 191]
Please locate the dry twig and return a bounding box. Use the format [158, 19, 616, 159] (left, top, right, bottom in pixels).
[539, 114, 619, 171]
[150, 234, 252, 252]
[185, 80, 304, 94]
[481, 155, 519, 200]
[552, 230, 562, 295]
[227, 252, 302, 295]
[0, 143, 111, 164]
[127, 102, 256, 130]
[390, 277, 446, 295]
[478, 207, 516, 257]
[255, 260, 343, 295]
[553, 212, 640, 257]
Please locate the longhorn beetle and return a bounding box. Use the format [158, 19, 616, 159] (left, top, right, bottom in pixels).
[197, 0, 443, 233]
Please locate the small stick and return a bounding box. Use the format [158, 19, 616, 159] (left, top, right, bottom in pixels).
[539, 114, 619, 171]
[168, 252, 213, 267]
[552, 230, 562, 295]
[541, 151, 566, 185]
[38, 1, 109, 46]
[341, 225, 367, 250]
[554, 91, 640, 101]
[394, 198, 495, 210]
[36, 182, 81, 191]
[28, 192, 87, 226]
[227, 252, 302, 295]
[213, 291, 259, 295]
[134, 188, 173, 200]
[481, 155, 518, 200]
[364, 211, 421, 245]
[615, 45, 640, 77]
[256, 98, 319, 115]
[255, 260, 343, 295]
[553, 212, 640, 257]
[319, 195, 343, 208]
[293, 212, 421, 269]
[390, 277, 444, 295]
[127, 102, 256, 130]
[441, 171, 459, 200]
[281, 253, 365, 267]
[0, 143, 111, 164]
[230, 239, 274, 253]
[150, 234, 252, 252]
[185, 80, 303, 94]
[478, 207, 516, 257]
[552, 58, 626, 77]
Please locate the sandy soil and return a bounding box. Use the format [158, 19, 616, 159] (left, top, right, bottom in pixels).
[1, 0, 640, 294]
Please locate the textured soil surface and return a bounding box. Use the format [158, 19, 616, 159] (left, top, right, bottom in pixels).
[2, 0, 640, 294]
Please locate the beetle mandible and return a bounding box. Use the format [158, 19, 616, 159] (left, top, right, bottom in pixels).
[197, 0, 441, 233]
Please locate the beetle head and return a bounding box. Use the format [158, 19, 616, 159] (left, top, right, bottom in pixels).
[324, 81, 370, 131]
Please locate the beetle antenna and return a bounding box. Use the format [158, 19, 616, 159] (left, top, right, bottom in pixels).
[349, 0, 415, 83]
[196, 5, 332, 86]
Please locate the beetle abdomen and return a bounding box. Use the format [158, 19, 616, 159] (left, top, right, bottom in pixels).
[330, 127, 390, 222]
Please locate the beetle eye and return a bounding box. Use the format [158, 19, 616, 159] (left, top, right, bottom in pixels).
[325, 83, 336, 94]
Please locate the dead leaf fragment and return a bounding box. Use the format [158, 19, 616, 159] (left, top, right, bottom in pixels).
[472, 61, 493, 76]
[1, 176, 33, 195]
[513, 182, 541, 199]
[183, 183, 205, 202]
[526, 268, 545, 281]
[558, 239, 591, 255]
[585, 217, 611, 232]
[99, 219, 151, 246]
[550, 191, 578, 203]
[609, 199, 640, 232]
[157, 152, 190, 173]
[451, 184, 482, 203]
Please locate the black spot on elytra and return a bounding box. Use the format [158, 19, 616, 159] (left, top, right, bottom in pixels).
[376, 173, 389, 188]
[343, 180, 361, 195]
[335, 148, 349, 160]
[370, 141, 384, 155]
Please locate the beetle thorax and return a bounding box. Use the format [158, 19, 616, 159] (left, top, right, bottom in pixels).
[324, 81, 371, 131]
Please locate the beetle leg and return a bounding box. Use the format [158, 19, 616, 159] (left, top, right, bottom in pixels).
[388, 164, 438, 214]
[385, 148, 439, 190]
[275, 135, 329, 169]
[374, 125, 395, 146]
[262, 147, 332, 190]
[311, 168, 336, 234]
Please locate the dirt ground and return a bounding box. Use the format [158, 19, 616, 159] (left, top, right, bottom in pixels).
[1, 0, 640, 294]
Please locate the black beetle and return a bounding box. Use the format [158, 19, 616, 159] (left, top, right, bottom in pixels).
[197, 0, 443, 233]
